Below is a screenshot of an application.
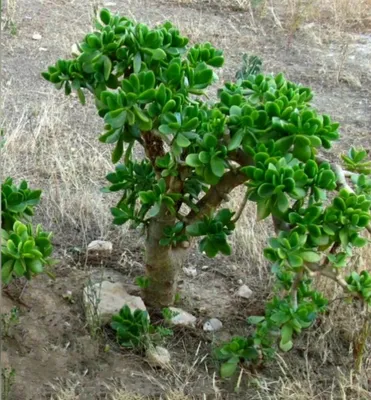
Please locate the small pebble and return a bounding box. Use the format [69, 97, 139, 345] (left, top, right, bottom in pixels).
[203, 318, 223, 332]
[183, 267, 197, 278]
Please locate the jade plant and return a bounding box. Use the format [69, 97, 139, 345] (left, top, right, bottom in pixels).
[43, 9, 371, 376]
[1, 170, 56, 284]
[111, 305, 172, 351]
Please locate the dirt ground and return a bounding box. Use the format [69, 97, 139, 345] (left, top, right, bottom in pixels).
[1, 0, 371, 399]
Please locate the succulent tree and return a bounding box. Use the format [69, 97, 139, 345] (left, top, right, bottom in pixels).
[42, 11, 371, 375]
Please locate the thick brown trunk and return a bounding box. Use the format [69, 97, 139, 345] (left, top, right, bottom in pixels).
[143, 210, 188, 307]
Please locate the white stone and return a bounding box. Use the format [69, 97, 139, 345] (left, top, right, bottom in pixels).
[237, 279, 243, 285]
[203, 318, 223, 332]
[237, 284, 253, 299]
[146, 346, 171, 368]
[83, 281, 147, 325]
[39, 47, 48, 52]
[32, 33, 42, 40]
[87, 240, 113, 258]
[183, 266, 197, 278]
[201, 265, 209, 271]
[104, 1, 117, 5]
[168, 307, 196, 327]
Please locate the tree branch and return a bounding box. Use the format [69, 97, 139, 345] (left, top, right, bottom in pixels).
[229, 149, 253, 166]
[332, 163, 353, 192]
[186, 169, 248, 224]
[231, 189, 249, 223]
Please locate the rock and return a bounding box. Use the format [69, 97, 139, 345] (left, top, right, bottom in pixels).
[183, 266, 197, 278]
[237, 284, 253, 299]
[203, 318, 223, 332]
[237, 279, 243, 285]
[146, 346, 171, 368]
[39, 47, 48, 51]
[32, 33, 42, 40]
[168, 307, 196, 327]
[201, 265, 209, 271]
[87, 240, 113, 261]
[83, 281, 147, 325]
[104, 1, 117, 5]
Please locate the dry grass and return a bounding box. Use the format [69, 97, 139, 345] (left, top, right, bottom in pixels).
[228, 187, 271, 280]
[181, 0, 371, 33]
[1, 0, 18, 33]
[1, 89, 121, 244]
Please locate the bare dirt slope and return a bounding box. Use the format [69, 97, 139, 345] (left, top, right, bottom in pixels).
[1, 0, 371, 399]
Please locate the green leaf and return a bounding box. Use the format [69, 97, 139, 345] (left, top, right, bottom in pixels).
[220, 360, 238, 379]
[186, 154, 202, 167]
[257, 199, 271, 220]
[218, 240, 232, 255]
[281, 324, 293, 345]
[288, 254, 303, 267]
[28, 259, 44, 274]
[352, 236, 367, 248]
[247, 316, 265, 325]
[200, 238, 218, 258]
[105, 109, 127, 129]
[148, 202, 161, 218]
[159, 124, 174, 135]
[199, 151, 210, 164]
[138, 89, 156, 103]
[176, 133, 191, 148]
[77, 88, 86, 105]
[186, 222, 205, 236]
[133, 52, 142, 74]
[210, 156, 225, 177]
[103, 56, 112, 81]
[265, 102, 280, 117]
[280, 339, 293, 352]
[151, 48, 167, 61]
[339, 228, 349, 247]
[258, 183, 275, 199]
[13, 259, 25, 277]
[2, 259, 14, 284]
[112, 138, 124, 163]
[276, 193, 289, 213]
[100, 8, 111, 24]
[293, 144, 312, 162]
[203, 133, 217, 149]
[228, 129, 245, 151]
[271, 311, 290, 324]
[300, 251, 321, 263]
[208, 56, 224, 67]
[194, 68, 213, 87]
[275, 136, 294, 153]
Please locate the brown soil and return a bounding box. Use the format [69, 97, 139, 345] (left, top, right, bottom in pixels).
[1, 0, 371, 399]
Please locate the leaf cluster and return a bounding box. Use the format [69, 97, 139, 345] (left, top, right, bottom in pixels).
[111, 305, 172, 351]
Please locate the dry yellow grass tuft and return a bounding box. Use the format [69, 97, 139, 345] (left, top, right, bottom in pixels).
[228, 187, 272, 280]
[1, 90, 120, 243]
[184, 0, 371, 33]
